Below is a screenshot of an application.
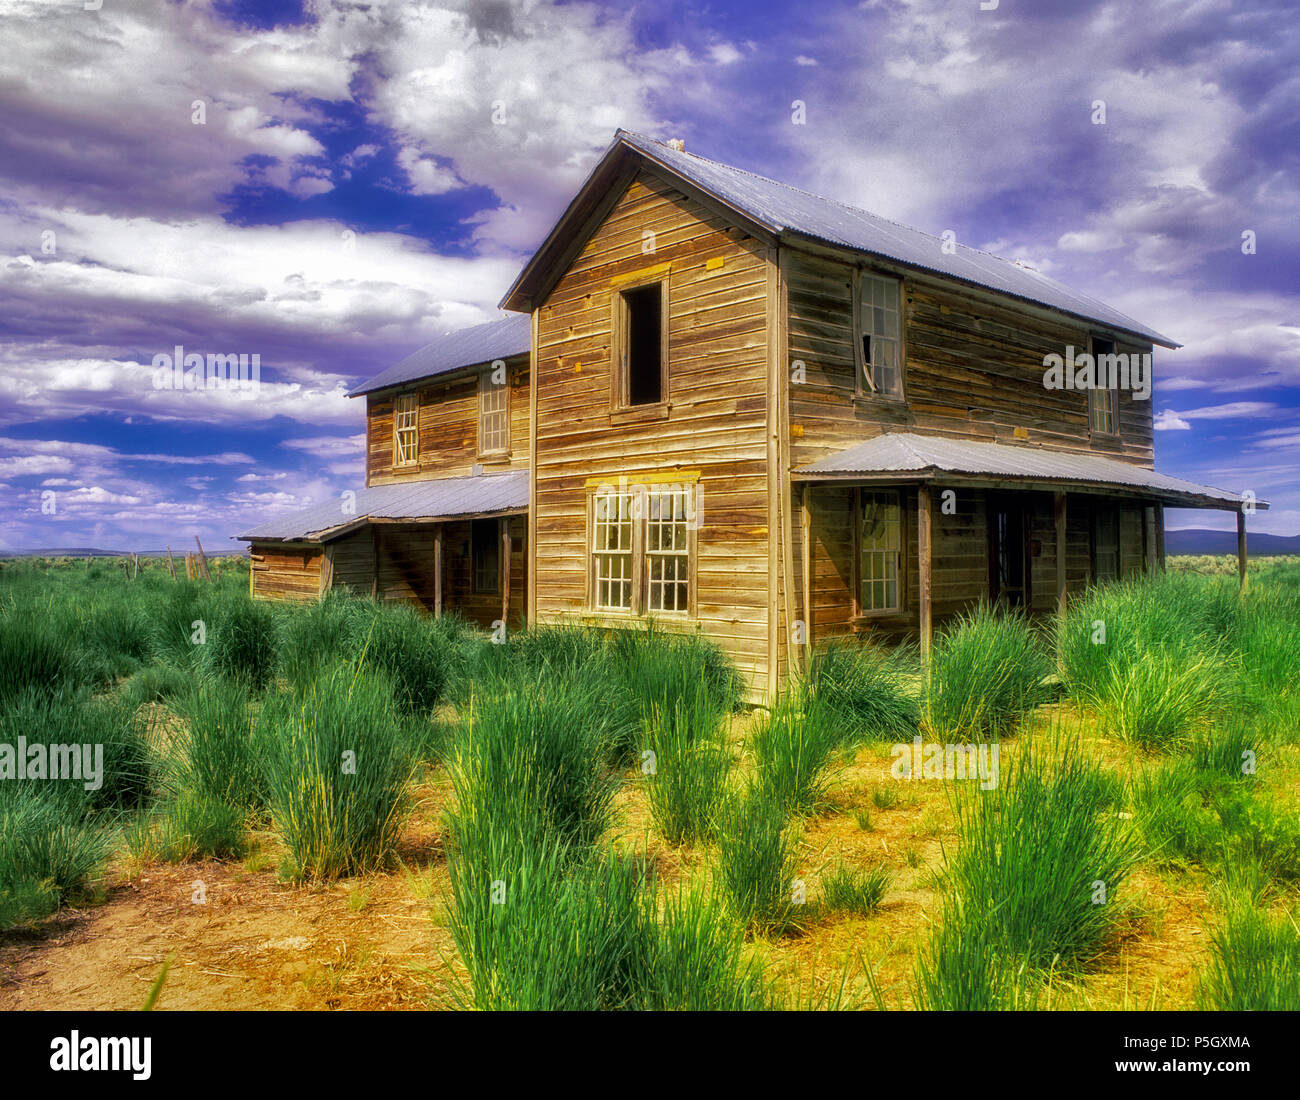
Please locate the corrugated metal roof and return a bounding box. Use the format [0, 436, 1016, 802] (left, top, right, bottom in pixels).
[612, 132, 1177, 348]
[237, 470, 529, 543]
[349, 314, 530, 398]
[795, 433, 1258, 509]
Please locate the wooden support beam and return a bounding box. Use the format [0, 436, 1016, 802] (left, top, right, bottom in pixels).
[1144, 506, 1157, 573]
[1054, 491, 1067, 618]
[319, 543, 335, 595]
[1155, 505, 1166, 569]
[370, 526, 380, 599]
[1237, 509, 1249, 594]
[918, 484, 933, 667]
[433, 525, 443, 619]
[501, 517, 511, 628]
[800, 485, 813, 669]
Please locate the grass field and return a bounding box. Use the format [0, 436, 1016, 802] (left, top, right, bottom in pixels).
[0, 553, 1297, 1010]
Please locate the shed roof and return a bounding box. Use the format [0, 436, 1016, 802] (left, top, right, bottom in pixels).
[502, 130, 1178, 349]
[237, 470, 529, 543]
[349, 314, 530, 398]
[794, 433, 1259, 511]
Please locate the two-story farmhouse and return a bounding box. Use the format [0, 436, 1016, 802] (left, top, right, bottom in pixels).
[239, 130, 1261, 699]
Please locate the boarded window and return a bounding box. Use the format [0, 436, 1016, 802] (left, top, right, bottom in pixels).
[859, 273, 903, 398]
[859, 490, 902, 612]
[620, 283, 664, 406]
[646, 487, 690, 613]
[1088, 337, 1119, 434]
[593, 489, 635, 610]
[472, 518, 500, 594]
[1092, 505, 1120, 582]
[479, 371, 509, 454]
[394, 392, 419, 466]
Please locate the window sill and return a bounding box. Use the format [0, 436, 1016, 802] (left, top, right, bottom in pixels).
[476, 452, 513, 465]
[852, 393, 908, 409]
[610, 403, 670, 426]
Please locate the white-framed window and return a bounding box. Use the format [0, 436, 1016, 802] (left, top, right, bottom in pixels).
[479, 371, 509, 455]
[1088, 336, 1120, 435]
[858, 272, 903, 399]
[394, 392, 419, 466]
[646, 487, 690, 613]
[593, 489, 636, 611]
[590, 483, 695, 614]
[858, 489, 902, 613]
[1092, 505, 1120, 582]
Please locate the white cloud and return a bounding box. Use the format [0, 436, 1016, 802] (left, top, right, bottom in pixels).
[1154, 411, 1191, 430]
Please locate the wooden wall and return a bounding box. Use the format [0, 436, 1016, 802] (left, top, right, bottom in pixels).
[249, 542, 323, 602]
[531, 166, 774, 696]
[804, 487, 1150, 642]
[784, 248, 1156, 471]
[365, 355, 530, 486]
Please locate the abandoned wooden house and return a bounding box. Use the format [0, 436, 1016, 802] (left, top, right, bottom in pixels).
[239, 129, 1262, 699]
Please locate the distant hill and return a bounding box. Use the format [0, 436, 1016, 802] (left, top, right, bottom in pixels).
[1165, 529, 1300, 556]
[0, 547, 247, 559]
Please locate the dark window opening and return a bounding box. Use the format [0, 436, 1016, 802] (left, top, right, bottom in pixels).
[623, 284, 662, 406]
[472, 518, 499, 595]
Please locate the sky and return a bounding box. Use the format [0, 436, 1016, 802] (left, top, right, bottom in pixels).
[1, 0, 1297, 552]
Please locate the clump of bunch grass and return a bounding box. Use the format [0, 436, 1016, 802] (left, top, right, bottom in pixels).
[913, 902, 1052, 1010]
[0, 606, 82, 702]
[750, 694, 842, 815]
[643, 682, 732, 845]
[128, 791, 247, 863]
[260, 663, 413, 879]
[821, 861, 891, 916]
[199, 594, 279, 689]
[714, 783, 801, 934]
[350, 603, 451, 712]
[922, 603, 1052, 739]
[805, 638, 919, 743]
[938, 734, 1138, 970]
[1093, 650, 1225, 751]
[1196, 869, 1300, 1010]
[0, 795, 109, 928]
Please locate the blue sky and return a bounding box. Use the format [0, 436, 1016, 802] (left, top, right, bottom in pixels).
[1, 0, 1296, 551]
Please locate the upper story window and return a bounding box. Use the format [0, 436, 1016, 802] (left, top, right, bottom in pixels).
[857, 272, 903, 399]
[1088, 336, 1120, 436]
[393, 392, 419, 467]
[479, 369, 509, 456]
[616, 282, 666, 407]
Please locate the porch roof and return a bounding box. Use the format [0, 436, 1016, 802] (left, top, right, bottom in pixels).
[236, 470, 529, 544]
[793, 432, 1263, 511]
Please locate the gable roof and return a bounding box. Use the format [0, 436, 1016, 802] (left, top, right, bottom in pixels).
[237, 470, 529, 543]
[349, 313, 530, 398]
[501, 130, 1178, 349]
[795, 432, 1257, 511]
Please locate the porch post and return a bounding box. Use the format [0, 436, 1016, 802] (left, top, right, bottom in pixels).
[501, 517, 512, 628]
[433, 524, 443, 618]
[370, 526, 380, 599]
[1237, 508, 1248, 594]
[1054, 491, 1067, 617]
[1155, 505, 1166, 569]
[800, 485, 812, 669]
[1144, 505, 1158, 573]
[918, 483, 933, 666]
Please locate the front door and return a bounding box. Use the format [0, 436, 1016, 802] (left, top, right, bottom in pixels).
[989, 497, 1030, 608]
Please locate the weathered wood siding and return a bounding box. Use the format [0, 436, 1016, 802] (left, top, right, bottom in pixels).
[531, 166, 774, 695]
[365, 356, 530, 486]
[784, 248, 1156, 470]
[805, 488, 1149, 641]
[326, 518, 527, 629]
[249, 541, 323, 602]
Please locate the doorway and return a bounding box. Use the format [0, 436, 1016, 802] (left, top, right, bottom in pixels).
[989, 496, 1030, 608]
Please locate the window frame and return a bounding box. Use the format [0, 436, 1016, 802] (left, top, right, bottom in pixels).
[478, 367, 510, 458]
[611, 278, 670, 411]
[1090, 501, 1121, 583]
[587, 481, 697, 617]
[851, 487, 905, 618]
[1087, 335, 1122, 439]
[393, 391, 419, 468]
[471, 517, 501, 596]
[853, 268, 906, 402]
